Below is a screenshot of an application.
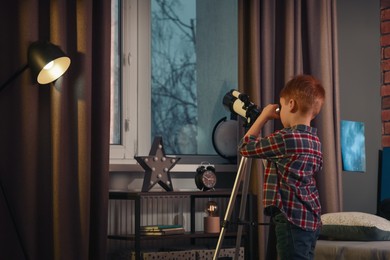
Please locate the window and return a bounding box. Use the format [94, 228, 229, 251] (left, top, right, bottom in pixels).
[110, 0, 238, 169]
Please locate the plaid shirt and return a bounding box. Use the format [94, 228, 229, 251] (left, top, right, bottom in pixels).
[239, 125, 323, 231]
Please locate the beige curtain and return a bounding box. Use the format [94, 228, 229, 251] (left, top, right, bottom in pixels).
[0, 0, 110, 259]
[238, 0, 343, 259]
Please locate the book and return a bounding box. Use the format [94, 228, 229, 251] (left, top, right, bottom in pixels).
[140, 224, 183, 231]
[140, 225, 185, 235]
[141, 229, 185, 235]
[161, 227, 185, 234]
[140, 231, 165, 236]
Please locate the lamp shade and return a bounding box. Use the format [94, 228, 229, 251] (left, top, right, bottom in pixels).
[28, 41, 71, 84]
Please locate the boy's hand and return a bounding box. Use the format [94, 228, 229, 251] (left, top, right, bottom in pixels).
[261, 104, 280, 120]
[244, 104, 280, 137]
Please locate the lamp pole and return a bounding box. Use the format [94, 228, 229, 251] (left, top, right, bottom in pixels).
[0, 63, 30, 260]
[0, 41, 70, 260]
[0, 64, 28, 93]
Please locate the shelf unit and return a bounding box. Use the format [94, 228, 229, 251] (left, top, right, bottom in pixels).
[108, 189, 257, 259]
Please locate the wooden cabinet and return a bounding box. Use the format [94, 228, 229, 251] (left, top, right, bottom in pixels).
[107, 190, 257, 259]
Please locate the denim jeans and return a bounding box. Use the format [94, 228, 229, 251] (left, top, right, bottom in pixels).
[273, 213, 320, 260]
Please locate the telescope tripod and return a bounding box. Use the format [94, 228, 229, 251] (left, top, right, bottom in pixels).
[213, 156, 268, 260]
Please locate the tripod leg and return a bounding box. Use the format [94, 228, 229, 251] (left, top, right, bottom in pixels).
[234, 157, 252, 259]
[213, 157, 249, 260]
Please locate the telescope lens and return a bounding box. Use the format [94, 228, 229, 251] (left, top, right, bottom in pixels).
[222, 90, 236, 111]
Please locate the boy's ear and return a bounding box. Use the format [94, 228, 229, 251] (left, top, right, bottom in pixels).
[288, 99, 298, 113]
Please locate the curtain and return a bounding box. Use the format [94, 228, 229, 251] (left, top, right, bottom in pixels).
[0, 0, 110, 259]
[238, 0, 343, 259]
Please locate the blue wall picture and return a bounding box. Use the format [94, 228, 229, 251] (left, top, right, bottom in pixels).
[340, 120, 366, 172]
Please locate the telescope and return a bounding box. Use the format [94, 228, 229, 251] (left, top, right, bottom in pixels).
[222, 89, 261, 128]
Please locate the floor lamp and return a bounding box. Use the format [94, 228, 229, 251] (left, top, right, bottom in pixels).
[0, 41, 71, 259]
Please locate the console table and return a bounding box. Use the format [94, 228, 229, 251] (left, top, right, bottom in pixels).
[108, 189, 257, 259]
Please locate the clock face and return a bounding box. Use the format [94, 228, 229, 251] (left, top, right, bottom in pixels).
[202, 170, 217, 189]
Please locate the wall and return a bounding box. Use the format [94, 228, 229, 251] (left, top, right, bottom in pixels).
[381, 1, 390, 144]
[337, 0, 381, 213]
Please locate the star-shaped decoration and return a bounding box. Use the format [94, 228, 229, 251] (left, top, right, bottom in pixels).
[135, 136, 180, 192]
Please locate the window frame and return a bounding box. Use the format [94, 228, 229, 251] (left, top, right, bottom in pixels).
[109, 0, 237, 173]
[110, 0, 151, 166]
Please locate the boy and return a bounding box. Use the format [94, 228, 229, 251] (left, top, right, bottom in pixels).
[238, 75, 325, 260]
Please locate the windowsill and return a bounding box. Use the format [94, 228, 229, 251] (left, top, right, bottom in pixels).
[109, 162, 238, 173]
[109, 155, 238, 173]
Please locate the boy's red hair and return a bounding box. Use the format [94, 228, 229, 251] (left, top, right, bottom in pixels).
[280, 75, 325, 117]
